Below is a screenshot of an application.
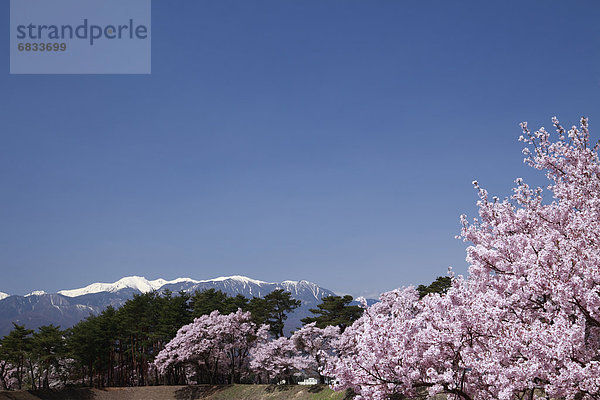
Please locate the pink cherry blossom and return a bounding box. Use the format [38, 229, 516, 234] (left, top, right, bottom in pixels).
[154, 309, 261, 384]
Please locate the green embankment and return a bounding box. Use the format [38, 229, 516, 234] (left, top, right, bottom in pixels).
[0, 384, 354, 400]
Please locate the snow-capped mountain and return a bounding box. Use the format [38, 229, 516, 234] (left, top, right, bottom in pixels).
[0, 275, 338, 337]
[58, 275, 330, 303]
[279, 280, 331, 300]
[0, 292, 9, 301]
[25, 290, 47, 297]
[58, 276, 200, 297]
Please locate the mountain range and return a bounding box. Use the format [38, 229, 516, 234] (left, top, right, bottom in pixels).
[0, 275, 340, 337]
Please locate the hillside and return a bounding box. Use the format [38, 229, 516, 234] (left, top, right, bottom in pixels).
[0, 384, 354, 400]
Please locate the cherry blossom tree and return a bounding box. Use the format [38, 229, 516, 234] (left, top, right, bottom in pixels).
[249, 335, 309, 384]
[154, 309, 262, 384]
[327, 117, 600, 400]
[325, 287, 433, 400]
[458, 116, 600, 399]
[291, 322, 339, 384]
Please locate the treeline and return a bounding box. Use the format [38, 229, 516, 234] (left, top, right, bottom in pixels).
[0, 287, 363, 390]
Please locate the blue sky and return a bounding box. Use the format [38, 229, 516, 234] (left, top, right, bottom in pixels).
[1, 1, 600, 297]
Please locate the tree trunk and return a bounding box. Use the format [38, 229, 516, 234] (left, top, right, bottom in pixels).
[28, 361, 36, 390]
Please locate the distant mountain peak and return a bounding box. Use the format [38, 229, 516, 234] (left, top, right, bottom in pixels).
[281, 279, 316, 286]
[0, 292, 9, 301]
[25, 290, 47, 297]
[199, 275, 269, 285]
[58, 276, 200, 298]
[278, 280, 328, 300]
[57, 275, 273, 298]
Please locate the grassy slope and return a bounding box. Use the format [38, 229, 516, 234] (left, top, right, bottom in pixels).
[0, 384, 354, 400]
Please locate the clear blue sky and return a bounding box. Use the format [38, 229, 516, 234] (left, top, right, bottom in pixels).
[1, 1, 600, 297]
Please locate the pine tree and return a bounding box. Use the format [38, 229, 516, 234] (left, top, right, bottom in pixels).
[2, 323, 33, 389]
[263, 289, 301, 338]
[301, 295, 363, 332]
[416, 276, 452, 298]
[32, 324, 65, 389]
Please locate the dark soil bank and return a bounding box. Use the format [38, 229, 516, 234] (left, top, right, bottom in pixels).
[0, 385, 353, 400]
